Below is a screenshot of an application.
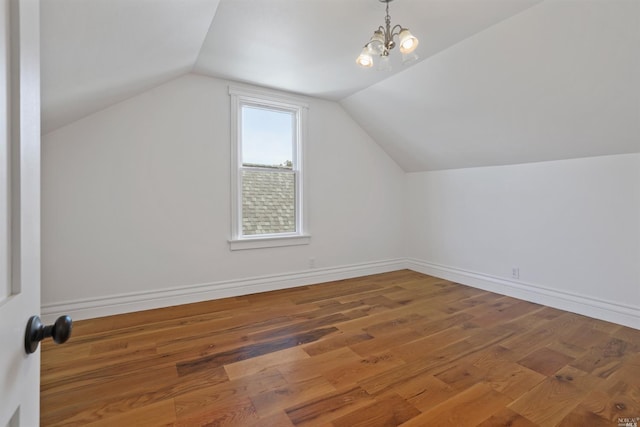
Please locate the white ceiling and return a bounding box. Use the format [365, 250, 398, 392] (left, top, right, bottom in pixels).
[342, 0, 640, 171]
[194, 0, 542, 100]
[40, 0, 640, 171]
[40, 0, 221, 135]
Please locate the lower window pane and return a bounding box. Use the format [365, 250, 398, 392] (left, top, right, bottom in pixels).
[242, 169, 296, 235]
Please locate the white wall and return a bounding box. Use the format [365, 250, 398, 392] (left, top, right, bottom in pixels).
[41, 74, 406, 319]
[41, 74, 640, 329]
[406, 153, 640, 328]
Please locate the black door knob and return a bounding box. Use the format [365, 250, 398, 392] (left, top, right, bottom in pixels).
[24, 315, 73, 354]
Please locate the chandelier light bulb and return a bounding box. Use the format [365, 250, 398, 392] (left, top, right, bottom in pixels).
[356, 48, 374, 68]
[369, 30, 386, 55]
[377, 55, 391, 71]
[402, 51, 419, 65]
[398, 28, 418, 54]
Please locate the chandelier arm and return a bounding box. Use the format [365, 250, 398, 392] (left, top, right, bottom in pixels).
[390, 24, 403, 39]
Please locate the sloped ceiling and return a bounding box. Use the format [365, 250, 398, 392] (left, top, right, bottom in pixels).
[193, 0, 541, 100]
[40, 0, 640, 171]
[342, 0, 640, 171]
[40, 0, 221, 135]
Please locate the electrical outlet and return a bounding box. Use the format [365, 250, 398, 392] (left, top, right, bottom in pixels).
[512, 267, 520, 279]
[308, 257, 316, 269]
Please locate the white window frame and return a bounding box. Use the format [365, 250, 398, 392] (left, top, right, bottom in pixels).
[229, 86, 310, 250]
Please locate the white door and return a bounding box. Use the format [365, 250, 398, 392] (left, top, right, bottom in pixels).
[0, 0, 41, 426]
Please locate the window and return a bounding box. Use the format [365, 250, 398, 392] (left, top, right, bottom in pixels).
[229, 86, 309, 250]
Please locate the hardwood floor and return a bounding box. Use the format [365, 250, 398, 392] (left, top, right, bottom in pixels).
[41, 270, 640, 426]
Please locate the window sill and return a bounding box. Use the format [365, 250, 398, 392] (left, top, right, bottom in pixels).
[229, 235, 311, 251]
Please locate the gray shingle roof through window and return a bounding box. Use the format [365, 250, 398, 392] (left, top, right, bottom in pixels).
[242, 169, 295, 235]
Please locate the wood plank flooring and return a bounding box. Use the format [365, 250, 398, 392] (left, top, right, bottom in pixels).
[40, 270, 640, 426]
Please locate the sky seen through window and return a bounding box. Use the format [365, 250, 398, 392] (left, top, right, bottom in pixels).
[242, 106, 294, 168]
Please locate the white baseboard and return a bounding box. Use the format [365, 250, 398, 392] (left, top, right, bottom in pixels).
[40, 259, 407, 323]
[406, 258, 640, 330]
[42, 257, 640, 331]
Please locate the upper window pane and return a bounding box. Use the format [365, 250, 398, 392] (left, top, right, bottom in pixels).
[242, 105, 294, 169]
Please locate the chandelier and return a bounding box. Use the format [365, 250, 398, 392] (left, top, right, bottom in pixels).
[356, 0, 419, 69]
